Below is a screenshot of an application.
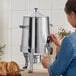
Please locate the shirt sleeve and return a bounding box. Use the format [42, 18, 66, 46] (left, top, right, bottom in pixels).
[48, 37, 74, 76]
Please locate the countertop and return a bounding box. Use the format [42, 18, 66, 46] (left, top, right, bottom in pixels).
[21, 71, 49, 76]
[20, 63, 49, 76]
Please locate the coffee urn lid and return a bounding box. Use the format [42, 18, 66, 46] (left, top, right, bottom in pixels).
[31, 8, 47, 17]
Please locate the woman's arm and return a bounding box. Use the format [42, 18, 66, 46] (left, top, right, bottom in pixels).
[48, 37, 73, 76]
[50, 34, 61, 47]
[42, 37, 73, 76]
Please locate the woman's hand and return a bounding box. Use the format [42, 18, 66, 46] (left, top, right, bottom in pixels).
[50, 34, 61, 47]
[41, 56, 50, 69]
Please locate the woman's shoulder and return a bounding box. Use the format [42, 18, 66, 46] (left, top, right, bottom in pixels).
[61, 32, 76, 47]
[66, 32, 76, 41]
[65, 31, 76, 48]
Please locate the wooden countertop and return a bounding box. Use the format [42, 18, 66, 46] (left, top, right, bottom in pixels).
[20, 63, 49, 76]
[21, 71, 49, 76]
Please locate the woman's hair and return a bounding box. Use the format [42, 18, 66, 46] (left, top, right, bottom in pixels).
[64, 0, 76, 14]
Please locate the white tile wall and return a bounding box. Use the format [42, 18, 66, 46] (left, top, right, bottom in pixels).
[7, 29, 12, 45]
[7, 0, 11, 11]
[4, 45, 12, 61]
[11, 28, 22, 45]
[51, 10, 66, 33]
[11, 0, 25, 11]
[3, 0, 11, 11]
[11, 45, 25, 65]
[10, 11, 25, 28]
[51, 10, 74, 33]
[38, 0, 51, 10]
[51, 0, 67, 9]
[25, 10, 33, 16]
[2, 0, 74, 67]
[26, 0, 51, 10]
[51, 10, 66, 25]
[26, 0, 40, 10]
[8, 11, 12, 27]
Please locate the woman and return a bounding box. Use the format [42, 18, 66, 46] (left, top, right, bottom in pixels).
[41, 0, 76, 76]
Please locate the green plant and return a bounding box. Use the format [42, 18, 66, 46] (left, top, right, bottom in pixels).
[0, 44, 6, 60]
[58, 26, 71, 39]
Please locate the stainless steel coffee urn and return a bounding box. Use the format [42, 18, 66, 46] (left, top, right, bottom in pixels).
[19, 8, 53, 73]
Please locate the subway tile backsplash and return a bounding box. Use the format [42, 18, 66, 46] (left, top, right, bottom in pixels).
[10, 11, 25, 28]
[11, 0, 25, 11]
[26, 0, 40, 10]
[51, 0, 67, 9]
[26, 0, 51, 10]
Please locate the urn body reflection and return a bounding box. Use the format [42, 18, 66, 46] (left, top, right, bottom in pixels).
[20, 8, 51, 73]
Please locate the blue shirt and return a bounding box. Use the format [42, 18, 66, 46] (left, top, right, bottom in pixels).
[48, 31, 76, 76]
